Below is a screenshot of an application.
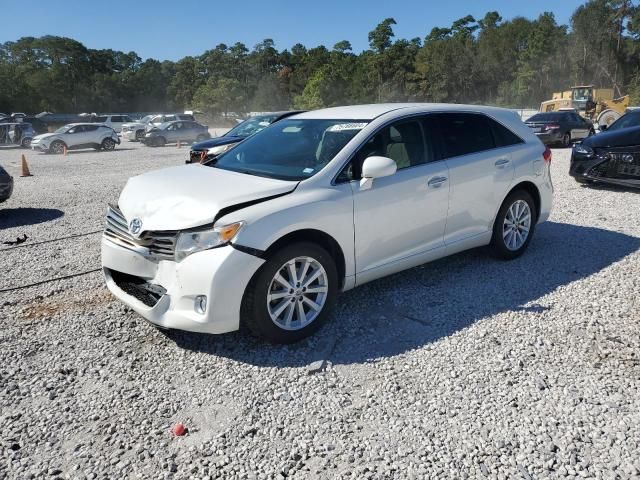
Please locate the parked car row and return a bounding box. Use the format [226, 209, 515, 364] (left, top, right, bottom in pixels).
[188, 111, 303, 163]
[121, 113, 195, 141]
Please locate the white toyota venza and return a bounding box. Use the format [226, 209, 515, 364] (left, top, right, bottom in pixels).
[102, 104, 553, 343]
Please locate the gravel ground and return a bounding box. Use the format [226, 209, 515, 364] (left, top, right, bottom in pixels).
[0, 141, 639, 480]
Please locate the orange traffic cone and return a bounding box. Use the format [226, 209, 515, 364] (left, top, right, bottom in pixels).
[200, 150, 206, 164]
[63, 145, 68, 156]
[20, 154, 32, 177]
[177, 140, 181, 149]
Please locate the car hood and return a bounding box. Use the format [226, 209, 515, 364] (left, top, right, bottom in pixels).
[583, 125, 640, 148]
[32, 133, 57, 142]
[191, 136, 243, 150]
[118, 164, 298, 231]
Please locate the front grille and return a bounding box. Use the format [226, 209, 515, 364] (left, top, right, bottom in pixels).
[592, 149, 640, 179]
[109, 269, 166, 307]
[104, 204, 177, 260]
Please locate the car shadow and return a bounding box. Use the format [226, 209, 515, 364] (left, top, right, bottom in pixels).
[0, 207, 64, 229]
[579, 183, 639, 194]
[167, 221, 640, 367]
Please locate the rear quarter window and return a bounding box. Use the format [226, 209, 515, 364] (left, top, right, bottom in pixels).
[490, 119, 524, 148]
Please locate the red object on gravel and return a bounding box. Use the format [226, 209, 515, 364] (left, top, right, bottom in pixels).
[171, 423, 186, 436]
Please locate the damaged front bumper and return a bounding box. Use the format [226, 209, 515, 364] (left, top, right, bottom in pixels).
[101, 237, 265, 334]
[570, 149, 640, 188]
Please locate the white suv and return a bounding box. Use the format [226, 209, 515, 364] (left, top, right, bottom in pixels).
[31, 123, 120, 154]
[102, 104, 553, 343]
[91, 114, 134, 133]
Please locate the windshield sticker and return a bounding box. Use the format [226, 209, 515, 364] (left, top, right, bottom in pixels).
[303, 168, 314, 174]
[327, 122, 367, 132]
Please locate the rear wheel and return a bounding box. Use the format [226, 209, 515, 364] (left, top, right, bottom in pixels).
[241, 242, 338, 343]
[490, 190, 537, 260]
[135, 129, 145, 141]
[102, 138, 116, 151]
[21, 137, 32, 148]
[561, 132, 571, 148]
[49, 141, 65, 155]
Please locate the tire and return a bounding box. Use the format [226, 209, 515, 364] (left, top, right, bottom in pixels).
[241, 242, 338, 343]
[21, 137, 32, 148]
[49, 140, 66, 155]
[102, 138, 116, 151]
[155, 136, 166, 147]
[561, 132, 571, 148]
[135, 130, 145, 141]
[489, 190, 537, 260]
[196, 134, 208, 142]
[588, 128, 595, 137]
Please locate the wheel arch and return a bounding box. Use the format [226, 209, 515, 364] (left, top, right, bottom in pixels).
[504, 181, 541, 222]
[262, 229, 346, 289]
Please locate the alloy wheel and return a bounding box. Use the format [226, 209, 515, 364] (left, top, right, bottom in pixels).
[266, 256, 329, 331]
[50, 142, 65, 154]
[502, 200, 531, 251]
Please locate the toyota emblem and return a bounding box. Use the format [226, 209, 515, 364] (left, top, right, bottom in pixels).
[129, 218, 143, 236]
[623, 154, 634, 163]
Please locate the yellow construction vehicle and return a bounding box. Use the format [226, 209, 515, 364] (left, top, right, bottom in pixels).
[539, 85, 629, 128]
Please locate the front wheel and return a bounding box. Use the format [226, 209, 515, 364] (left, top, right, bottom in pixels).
[154, 136, 166, 147]
[49, 141, 66, 155]
[490, 190, 537, 260]
[241, 242, 338, 343]
[102, 138, 116, 151]
[135, 130, 145, 141]
[561, 132, 571, 148]
[21, 138, 32, 148]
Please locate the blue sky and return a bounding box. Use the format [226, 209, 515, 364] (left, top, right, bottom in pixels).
[1, 0, 586, 60]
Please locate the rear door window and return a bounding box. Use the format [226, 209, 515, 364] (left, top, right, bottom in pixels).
[434, 113, 495, 158]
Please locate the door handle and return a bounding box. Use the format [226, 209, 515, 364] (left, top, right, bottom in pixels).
[495, 158, 510, 168]
[427, 176, 448, 187]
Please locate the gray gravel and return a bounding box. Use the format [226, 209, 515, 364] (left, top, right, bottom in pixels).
[1, 141, 639, 479]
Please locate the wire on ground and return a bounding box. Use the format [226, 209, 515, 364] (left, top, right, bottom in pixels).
[0, 229, 103, 252]
[0, 268, 102, 293]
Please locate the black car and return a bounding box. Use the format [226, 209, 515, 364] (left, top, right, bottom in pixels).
[599, 110, 640, 133]
[188, 111, 304, 163]
[526, 111, 594, 147]
[570, 125, 640, 188]
[0, 164, 14, 203]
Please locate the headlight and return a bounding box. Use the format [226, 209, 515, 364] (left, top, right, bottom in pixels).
[175, 221, 244, 261]
[207, 143, 234, 156]
[573, 144, 594, 156]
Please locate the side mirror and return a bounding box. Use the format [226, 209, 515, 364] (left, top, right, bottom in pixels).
[360, 156, 397, 190]
[600, 124, 608, 131]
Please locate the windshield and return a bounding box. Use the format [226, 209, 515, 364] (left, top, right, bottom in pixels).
[606, 112, 640, 132]
[140, 115, 153, 123]
[528, 113, 564, 122]
[211, 119, 369, 181]
[55, 125, 72, 133]
[226, 114, 279, 138]
[573, 88, 592, 101]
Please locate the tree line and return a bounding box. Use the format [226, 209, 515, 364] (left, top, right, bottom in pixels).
[1, 0, 639, 116]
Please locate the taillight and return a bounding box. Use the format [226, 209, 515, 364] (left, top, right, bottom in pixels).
[543, 146, 552, 163]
